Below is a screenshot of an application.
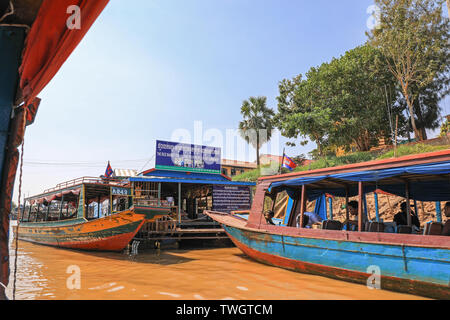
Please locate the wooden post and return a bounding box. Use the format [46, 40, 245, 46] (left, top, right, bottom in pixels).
[97, 195, 101, 218]
[405, 182, 411, 226]
[59, 195, 64, 220]
[178, 183, 181, 223]
[158, 182, 161, 206]
[358, 182, 363, 232]
[45, 202, 50, 222]
[299, 185, 306, 228]
[345, 186, 350, 231]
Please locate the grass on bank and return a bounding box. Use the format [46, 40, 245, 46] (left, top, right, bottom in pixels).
[232, 143, 450, 182]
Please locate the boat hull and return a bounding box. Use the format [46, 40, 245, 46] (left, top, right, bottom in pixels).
[206, 212, 450, 299]
[15, 207, 169, 251]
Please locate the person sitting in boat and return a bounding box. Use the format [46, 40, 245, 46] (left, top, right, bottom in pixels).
[264, 210, 276, 225]
[296, 211, 322, 228]
[393, 202, 420, 229]
[443, 202, 450, 236]
[342, 201, 366, 231]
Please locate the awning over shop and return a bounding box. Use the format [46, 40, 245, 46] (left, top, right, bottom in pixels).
[142, 169, 231, 181]
[130, 176, 255, 187]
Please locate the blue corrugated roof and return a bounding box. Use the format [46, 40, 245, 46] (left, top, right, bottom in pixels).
[271, 161, 450, 202]
[130, 176, 255, 186]
[141, 169, 230, 181]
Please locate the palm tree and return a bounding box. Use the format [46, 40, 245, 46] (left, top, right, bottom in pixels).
[238, 96, 275, 167]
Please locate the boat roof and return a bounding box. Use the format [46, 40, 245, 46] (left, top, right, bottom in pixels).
[26, 177, 130, 202]
[266, 150, 450, 202]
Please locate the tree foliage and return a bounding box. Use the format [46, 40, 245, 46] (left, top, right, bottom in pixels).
[238, 96, 275, 166]
[368, 0, 450, 140]
[275, 44, 402, 155]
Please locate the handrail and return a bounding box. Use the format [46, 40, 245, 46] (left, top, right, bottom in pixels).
[43, 176, 129, 193]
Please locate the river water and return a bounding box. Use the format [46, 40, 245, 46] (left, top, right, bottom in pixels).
[5, 224, 426, 300]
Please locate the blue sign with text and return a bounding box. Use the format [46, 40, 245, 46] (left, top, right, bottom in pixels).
[155, 140, 221, 174]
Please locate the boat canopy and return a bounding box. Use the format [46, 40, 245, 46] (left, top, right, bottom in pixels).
[26, 177, 130, 205]
[269, 161, 450, 202]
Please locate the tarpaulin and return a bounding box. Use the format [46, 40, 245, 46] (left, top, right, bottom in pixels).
[270, 161, 450, 202]
[18, 0, 109, 106]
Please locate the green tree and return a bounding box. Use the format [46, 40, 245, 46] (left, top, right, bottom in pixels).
[440, 117, 449, 137]
[276, 44, 402, 154]
[238, 96, 275, 167]
[368, 0, 450, 141]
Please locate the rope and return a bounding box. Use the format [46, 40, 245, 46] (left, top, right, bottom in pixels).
[12, 110, 26, 300]
[0, 1, 13, 23]
[0, 1, 32, 32]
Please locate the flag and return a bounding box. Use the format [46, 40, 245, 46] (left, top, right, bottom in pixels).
[282, 155, 297, 171]
[105, 161, 113, 178]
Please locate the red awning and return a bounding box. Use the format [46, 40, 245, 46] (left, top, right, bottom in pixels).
[30, 188, 81, 205]
[18, 0, 109, 106]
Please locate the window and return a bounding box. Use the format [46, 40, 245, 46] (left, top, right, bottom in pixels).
[222, 168, 228, 176]
[231, 168, 236, 176]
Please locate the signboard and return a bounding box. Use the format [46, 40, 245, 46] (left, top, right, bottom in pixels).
[212, 185, 251, 213]
[111, 187, 132, 196]
[155, 140, 221, 174]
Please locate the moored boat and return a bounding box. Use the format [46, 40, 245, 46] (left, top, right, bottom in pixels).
[15, 177, 170, 251]
[206, 150, 450, 299]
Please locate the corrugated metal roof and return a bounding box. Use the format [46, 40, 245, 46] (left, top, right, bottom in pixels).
[114, 169, 137, 177]
[141, 169, 231, 181]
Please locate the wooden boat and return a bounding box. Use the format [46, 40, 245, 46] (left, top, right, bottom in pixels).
[206, 150, 450, 299]
[15, 177, 170, 251]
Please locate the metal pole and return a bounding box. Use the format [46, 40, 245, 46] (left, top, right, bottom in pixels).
[374, 192, 380, 222]
[436, 202, 442, 223]
[328, 197, 333, 220]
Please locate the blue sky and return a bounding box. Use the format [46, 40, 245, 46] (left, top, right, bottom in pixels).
[15, 0, 450, 200]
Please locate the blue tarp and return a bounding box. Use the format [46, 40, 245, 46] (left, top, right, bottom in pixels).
[314, 194, 327, 221]
[270, 161, 450, 202]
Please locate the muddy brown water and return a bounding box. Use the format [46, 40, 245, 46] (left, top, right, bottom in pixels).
[4, 235, 426, 300]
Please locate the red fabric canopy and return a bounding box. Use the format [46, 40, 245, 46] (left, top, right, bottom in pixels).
[19, 0, 109, 106]
[1, 0, 108, 298]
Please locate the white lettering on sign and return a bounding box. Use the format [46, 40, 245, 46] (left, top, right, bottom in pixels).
[112, 188, 129, 196]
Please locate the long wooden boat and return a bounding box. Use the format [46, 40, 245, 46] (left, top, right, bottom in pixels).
[206, 150, 450, 299]
[15, 177, 170, 251]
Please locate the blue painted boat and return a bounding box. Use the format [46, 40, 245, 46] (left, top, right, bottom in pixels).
[207, 150, 450, 299]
